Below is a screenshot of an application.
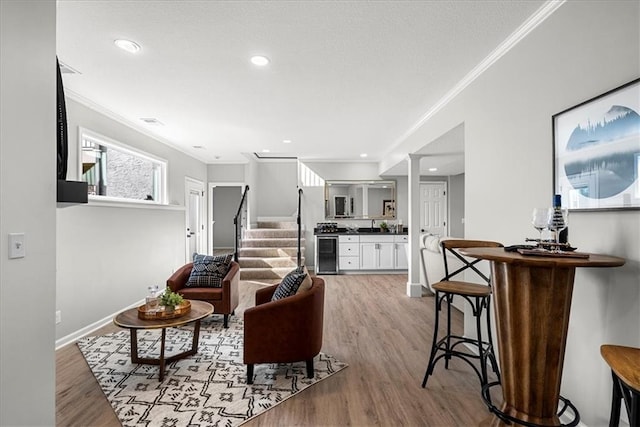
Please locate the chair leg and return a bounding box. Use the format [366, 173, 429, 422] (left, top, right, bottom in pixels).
[484, 296, 501, 382]
[423, 291, 442, 388]
[444, 294, 452, 369]
[247, 364, 254, 384]
[629, 391, 639, 427]
[223, 314, 229, 328]
[306, 359, 314, 379]
[475, 296, 488, 386]
[610, 372, 622, 427]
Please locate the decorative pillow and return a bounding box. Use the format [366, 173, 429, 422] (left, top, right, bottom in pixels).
[272, 266, 308, 301]
[295, 266, 313, 294]
[186, 253, 233, 288]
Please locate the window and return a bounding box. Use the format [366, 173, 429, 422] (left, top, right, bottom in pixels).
[79, 128, 167, 203]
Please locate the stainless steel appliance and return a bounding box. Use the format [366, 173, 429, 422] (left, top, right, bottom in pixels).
[316, 236, 338, 274]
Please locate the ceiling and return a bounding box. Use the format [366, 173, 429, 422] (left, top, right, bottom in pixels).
[56, 0, 547, 174]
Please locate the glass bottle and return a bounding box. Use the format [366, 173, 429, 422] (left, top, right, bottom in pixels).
[548, 194, 568, 252]
[146, 285, 159, 313]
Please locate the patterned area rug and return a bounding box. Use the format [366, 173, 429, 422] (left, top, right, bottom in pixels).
[78, 317, 347, 426]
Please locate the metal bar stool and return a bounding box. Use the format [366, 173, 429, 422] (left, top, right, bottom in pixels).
[422, 239, 503, 389]
[601, 345, 640, 427]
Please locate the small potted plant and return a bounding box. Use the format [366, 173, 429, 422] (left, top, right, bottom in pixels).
[379, 221, 389, 232]
[159, 287, 184, 313]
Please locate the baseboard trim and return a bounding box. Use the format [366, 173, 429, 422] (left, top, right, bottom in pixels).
[406, 282, 423, 297]
[55, 299, 144, 350]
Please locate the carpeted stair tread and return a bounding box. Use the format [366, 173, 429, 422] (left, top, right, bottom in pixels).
[241, 238, 305, 248]
[240, 267, 303, 280]
[238, 256, 303, 268]
[257, 221, 298, 229]
[244, 228, 300, 239]
[238, 247, 303, 258]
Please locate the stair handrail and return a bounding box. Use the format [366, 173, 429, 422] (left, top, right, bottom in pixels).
[233, 185, 250, 262]
[296, 187, 303, 267]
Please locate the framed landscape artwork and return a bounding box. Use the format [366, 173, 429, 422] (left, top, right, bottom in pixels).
[553, 78, 640, 211]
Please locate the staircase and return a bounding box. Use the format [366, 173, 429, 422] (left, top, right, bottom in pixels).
[238, 220, 305, 281]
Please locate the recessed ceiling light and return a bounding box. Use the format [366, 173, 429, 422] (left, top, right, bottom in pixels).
[114, 39, 141, 54]
[283, 139, 292, 144]
[429, 167, 438, 172]
[360, 153, 368, 158]
[250, 55, 270, 66]
[262, 149, 271, 153]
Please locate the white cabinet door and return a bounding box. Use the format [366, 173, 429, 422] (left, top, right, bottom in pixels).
[395, 242, 408, 269]
[378, 242, 395, 269]
[360, 242, 395, 269]
[360, 243, 377, 269]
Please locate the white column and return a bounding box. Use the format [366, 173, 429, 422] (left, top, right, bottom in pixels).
[406, 154, 423, 297]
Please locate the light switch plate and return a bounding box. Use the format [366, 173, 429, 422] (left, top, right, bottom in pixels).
[8, 233, 25, 259]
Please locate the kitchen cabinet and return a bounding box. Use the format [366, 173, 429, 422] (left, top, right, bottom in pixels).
[338, 235, 360, 270]
[360, 235, 395, 270]
[394, 235, 408, 269]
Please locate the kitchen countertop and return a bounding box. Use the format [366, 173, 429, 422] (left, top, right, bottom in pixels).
[314, 227, 408, 236]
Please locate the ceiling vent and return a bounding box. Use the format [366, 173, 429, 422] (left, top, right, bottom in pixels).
[58, 61, 81, 74]
[140, 118, 164, 126]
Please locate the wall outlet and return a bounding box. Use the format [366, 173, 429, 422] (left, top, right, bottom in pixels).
[56, 310, 61, 324]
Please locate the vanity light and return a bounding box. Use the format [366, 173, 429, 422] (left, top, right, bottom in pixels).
[250, 55, 270, 66]
[114, 39, 141, 54]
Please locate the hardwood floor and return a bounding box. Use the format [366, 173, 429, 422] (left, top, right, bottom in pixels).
[56, 274, 497, 426]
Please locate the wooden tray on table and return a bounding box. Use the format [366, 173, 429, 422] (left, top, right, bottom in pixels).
[138, 300, 191, 320]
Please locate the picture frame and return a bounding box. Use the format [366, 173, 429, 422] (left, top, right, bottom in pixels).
[383, 199, 395, 217]
[552, 78, 640, 211]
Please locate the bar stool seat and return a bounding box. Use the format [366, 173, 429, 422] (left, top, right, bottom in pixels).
[422, 239, 503, 389]
[600, 344, 640, 427]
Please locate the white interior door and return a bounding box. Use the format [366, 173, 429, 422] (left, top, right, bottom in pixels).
[420, 182, 448, 236]
[185, 178, 205, 261]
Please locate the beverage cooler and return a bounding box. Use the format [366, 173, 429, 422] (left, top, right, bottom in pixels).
[316, 236, 338, 274]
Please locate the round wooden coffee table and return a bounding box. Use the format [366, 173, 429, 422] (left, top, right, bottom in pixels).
[113, 300, 213, 381]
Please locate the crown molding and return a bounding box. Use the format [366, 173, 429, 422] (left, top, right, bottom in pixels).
[64, 89, 205, 163]
[387, 0, 566, 154]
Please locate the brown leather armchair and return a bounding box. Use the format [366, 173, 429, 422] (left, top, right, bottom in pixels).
[167, 261, 239, 328]
[243, 277, 325, 384]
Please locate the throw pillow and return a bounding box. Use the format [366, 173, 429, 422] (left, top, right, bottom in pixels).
[186, 253, 232, 288]
[296, 266, 313, 294]
[272, 266, 308, 301]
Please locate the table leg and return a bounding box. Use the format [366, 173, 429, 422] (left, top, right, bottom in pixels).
[192, 319, 201, 350]
[159, 328, 166, 382]
[130, 329, 139, 363]
[489, 262, 577, 425]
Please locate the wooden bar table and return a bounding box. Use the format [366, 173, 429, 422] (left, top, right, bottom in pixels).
[460, 247, 625, 426]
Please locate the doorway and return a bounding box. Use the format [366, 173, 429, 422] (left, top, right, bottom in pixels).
[185, 177, 205, 261]
[208, 183, 244, 254]
[419, 181, 448, 236]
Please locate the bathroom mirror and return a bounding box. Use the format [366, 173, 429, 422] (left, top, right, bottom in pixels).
[324, 180, 396, 219]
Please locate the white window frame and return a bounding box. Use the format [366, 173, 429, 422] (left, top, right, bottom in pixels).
[78, 127, 168, 205]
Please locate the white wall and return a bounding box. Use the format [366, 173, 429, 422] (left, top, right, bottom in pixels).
[212, 186, 242, 248]
[0, 1, 57, 425]
[56, 98, 209, 343]
[448, 173, 465, 237]
[207, 163, 246, 183]
[395, 1, 640, 424]
[255, 160, 299, 217]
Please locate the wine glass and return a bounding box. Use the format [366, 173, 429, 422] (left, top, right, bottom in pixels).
[547, 207, 569, 252]
[531, 208, 549, 243]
